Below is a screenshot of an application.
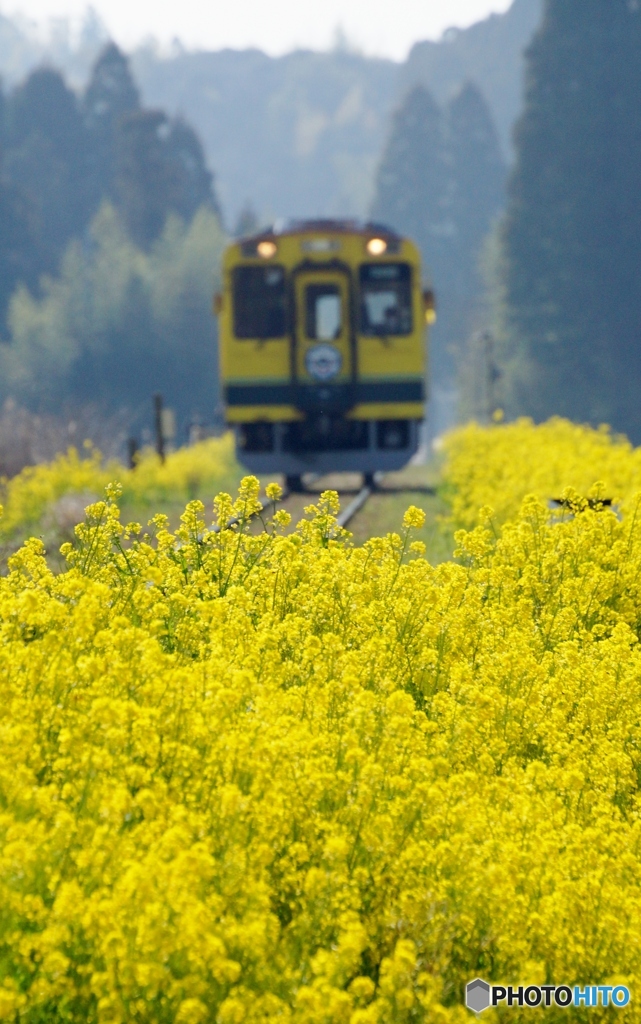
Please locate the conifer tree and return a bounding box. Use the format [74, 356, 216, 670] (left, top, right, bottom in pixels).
[0, 180, 37, 325]
[114, 110, 217, 249]
[165, 117, 218, 221]
[114, 110, 179, 249]
[83, 43, 140, 207]
[371, 83, 505, 410]
[4, 69, 90, 268]
[370, 85, 446, 262]
[446, 83, 505, 303]
[370, 86, 450, 395]
[501, 0, 641, 438]
[0, 82, 36, 319]
[441, 83, 506, 388]
[84, 42, 140, 134]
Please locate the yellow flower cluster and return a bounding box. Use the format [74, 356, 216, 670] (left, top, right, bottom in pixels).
[123, 435, 238, 506]
[0, 435, 238, 539]
[0, 441, 640, 1022]
[443, 416, 641, 527]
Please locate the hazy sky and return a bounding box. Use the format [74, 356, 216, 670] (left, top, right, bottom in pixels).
[3, 0, 514, 60]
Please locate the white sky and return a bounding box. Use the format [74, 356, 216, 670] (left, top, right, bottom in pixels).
[2, 0, 514, 61]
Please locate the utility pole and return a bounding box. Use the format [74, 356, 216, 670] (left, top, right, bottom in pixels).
[481, 331, 501, 421]
[153, 393, 165, 463]
[127, 437, 138, 470]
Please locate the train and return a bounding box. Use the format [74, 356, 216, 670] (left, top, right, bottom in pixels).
[215, 218, 434, 491]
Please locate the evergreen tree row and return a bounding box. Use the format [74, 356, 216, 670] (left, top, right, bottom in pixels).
[0, 43, 218, 327]
[370, 81, 506, 412]
[499, 0, 641, 442]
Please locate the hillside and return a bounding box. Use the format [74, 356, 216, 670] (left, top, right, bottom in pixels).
[402, 0, 542, 157]
[0, 1, 543, 226]
[132, 0, 543, 223]
[131, 47, 398, 226]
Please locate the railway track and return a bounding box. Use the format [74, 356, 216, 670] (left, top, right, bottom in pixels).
[212, 473, 440, 556]
[336, 484, 373, 528]
[280, 472, 437, 533]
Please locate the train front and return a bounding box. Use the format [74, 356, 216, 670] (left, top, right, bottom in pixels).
[216, 219, 433, 489]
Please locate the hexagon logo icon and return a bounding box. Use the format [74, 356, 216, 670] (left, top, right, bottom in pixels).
[466, 978, 491, 1014]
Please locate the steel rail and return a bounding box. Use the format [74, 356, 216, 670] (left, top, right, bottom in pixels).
[336, 486, 372, 529]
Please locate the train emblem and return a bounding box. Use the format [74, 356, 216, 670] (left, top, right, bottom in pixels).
[305, 344, 343, 382]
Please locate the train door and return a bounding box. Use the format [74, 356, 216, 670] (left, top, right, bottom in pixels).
[293, 268, 354, 401]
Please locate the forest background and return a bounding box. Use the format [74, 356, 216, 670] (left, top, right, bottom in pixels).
[0, 0, 638, 463]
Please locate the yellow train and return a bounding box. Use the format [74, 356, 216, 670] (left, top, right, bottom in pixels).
[216, 219, 434, 489]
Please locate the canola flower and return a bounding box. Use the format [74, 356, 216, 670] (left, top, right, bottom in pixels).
[442, 416, 641, 527]
[2, 420, 641, 1021]
[0, 435, 238, 539]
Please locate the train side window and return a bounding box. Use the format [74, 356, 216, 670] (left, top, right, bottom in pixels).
[232, 265, 286, 339]
[305, 284, 342, 340]
[359, 263, 412, 336]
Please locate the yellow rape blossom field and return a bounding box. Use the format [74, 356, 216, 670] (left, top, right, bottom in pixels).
[1, 419, 641, 1022]
[0, 435, 240, 542]
[443, 415, 641, 527]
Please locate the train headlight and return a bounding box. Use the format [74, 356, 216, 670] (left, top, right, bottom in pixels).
[366, 237, 387, 256]
[257, 240, 277, 258]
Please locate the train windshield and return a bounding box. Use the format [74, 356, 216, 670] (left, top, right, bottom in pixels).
[305, 284, 342, 340]
[359, 263, 412, 335]
[233, 265, 286, 338]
